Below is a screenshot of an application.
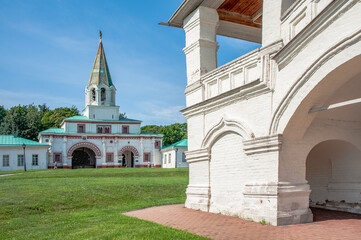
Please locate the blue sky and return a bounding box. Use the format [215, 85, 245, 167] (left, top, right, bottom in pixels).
[0, 0, 260, 126]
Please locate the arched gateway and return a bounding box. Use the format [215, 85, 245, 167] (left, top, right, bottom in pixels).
[67, 142, 102, 169]
[118, 146, 139, 168]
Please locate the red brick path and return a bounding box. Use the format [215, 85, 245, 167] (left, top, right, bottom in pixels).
[124, 204, 361, 240]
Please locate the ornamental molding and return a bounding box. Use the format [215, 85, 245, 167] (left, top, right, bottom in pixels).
[274, 0, 359, 68]
[270, 29, 361, 134]
[243, 134, 282, 155]
[185, 148, 209, 163]
[202, 117, 254, 149]
[67, 142, 102, 159]
[182, 80, 271, 118]
[118, 145, 139, 157]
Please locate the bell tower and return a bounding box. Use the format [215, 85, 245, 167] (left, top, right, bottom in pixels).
[83, 31, 119, 120]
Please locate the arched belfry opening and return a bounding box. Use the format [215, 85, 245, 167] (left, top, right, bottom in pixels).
[91, 88, 96, 102]
[72, 147, 96, 169]
[306, 140, 361, 214]
[101, 88, 106, 102]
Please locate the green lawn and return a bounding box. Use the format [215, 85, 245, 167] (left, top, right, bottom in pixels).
[0, 168, 207, 240]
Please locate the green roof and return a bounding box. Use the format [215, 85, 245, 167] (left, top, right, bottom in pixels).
[40, 128, 65, 134]
[88, 37, 113, 87]
[63, 115, 141, 123]
[162, 139, 187, 150]
[0, 135, 48, 147]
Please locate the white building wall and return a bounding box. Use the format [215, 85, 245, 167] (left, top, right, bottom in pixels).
[179, 0, 361, 226]
[0, 146, 48, 171]
[42, 134, 162, 168]
[161, 147, 188, 168]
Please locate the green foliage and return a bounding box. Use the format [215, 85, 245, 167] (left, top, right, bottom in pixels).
[41, 106, 79, 129]
[259, 219, 270, 225]
[0, 104, 49, 141]
[119, 112, 127, 119]
[0, 105, 7, 123]
[141, 123, 187, 146]
[0, 168, 206, 240]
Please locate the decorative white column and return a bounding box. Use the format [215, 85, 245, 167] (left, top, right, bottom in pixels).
[183, 6, 219, 85]
[101, 137, 106, 167]
[151, 138, 155, 167]
[262, 0, 283, 46]
[114, 138, 119, 167]
[49, 136, 54, 168]
[62, 137, 68, 168]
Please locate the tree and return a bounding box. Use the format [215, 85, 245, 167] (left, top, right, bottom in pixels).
[160, 123, 187, 146]
[41, 106, 79, 129]
[141, 123, 187, 147]
[0, 105, 7, 123]
[141, 125, 162, 134]
[0, 104, 44, 141]
[119, 112, 127, 119]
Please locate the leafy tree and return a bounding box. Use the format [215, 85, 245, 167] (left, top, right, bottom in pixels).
[0, 104, 44, 141]
[141, 123, 187, 147]
[141, 125, 162, 134]
[119, 112, 127, 119]
[41, 106, 79, 129]
[0, 105, 7, 123]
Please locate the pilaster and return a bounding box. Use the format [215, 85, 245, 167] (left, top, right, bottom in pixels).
[183, 6, 219, 86]
[262, 0, 283, 46]
[185, 148, 210, 211]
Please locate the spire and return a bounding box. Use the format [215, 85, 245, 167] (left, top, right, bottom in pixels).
[88, 31, 113, 87]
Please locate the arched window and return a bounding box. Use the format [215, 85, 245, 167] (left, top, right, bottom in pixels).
[101, 88, 106, 101]
[91, 88, 96, 101]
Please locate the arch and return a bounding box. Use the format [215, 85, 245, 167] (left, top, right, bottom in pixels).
[91, 88, 96, 101]
[67, 142, 102, 158]
[101, 88, 106, 101]
[202, 117, 254, 149]
[118, 145, 139, 157]
[270, 31, 361, 136]
[306, 139, 361, 212]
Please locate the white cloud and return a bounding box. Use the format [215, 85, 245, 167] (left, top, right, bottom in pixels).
[0, 89, 81, 109]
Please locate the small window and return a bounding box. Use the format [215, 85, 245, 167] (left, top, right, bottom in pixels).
[122, 125, 129, 134]
[155, 140, 161, 149]
[182, 152, 186, 162]
[18, 155, 24, 166]
[32, 154, 39, 166]
[2, 155, 9, 167]
[97, 125, 111, 134]
[163, 154, 167, 164]
[54, 153, 62, 163]
[144, 152, 151, 162]
[168, 153, 171, 163]
[77, 124, 85, 133]
[106, 153, 114, 162]
[101, 88, 106, 101]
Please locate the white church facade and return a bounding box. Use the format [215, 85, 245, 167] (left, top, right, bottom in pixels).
[39, 33, 163, 169]
[165, 0, 361, 225]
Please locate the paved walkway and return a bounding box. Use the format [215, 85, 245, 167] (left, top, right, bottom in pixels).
[124, 204, 361, 240]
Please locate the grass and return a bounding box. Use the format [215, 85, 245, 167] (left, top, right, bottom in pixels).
[0, 168, 208, 239]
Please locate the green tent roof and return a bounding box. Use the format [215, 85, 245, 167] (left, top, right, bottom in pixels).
[88, 36, 113, 87]
[0, 135, 48, 147]
[161, 139, 188, 150]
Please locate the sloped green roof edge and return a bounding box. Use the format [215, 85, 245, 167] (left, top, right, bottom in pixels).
[161, 139, 187, 150]
[0, 135, 48, 147]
